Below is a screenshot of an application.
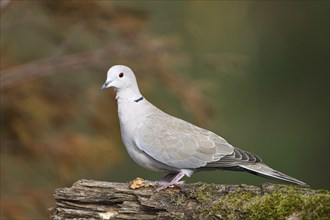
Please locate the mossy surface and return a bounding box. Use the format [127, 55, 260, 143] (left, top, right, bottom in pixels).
[187, 183, 330, 220]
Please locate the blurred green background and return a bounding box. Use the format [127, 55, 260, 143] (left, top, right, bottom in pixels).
[1, 1, 329, 219]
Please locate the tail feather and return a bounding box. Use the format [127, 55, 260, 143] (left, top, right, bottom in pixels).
[239, 163, 309, 187]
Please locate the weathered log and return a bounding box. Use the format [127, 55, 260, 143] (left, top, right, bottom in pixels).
[51, 179, 329, 220]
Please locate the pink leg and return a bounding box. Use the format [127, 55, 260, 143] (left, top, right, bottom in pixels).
[161, 173, 177, 182]
[144, 173, 175, 185]
[155, 171, 186, 192]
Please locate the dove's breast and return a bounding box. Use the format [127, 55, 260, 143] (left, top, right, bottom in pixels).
[117, 98, 177, 172]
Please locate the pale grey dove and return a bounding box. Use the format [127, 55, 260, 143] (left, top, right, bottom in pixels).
[101, 65, 309, 191]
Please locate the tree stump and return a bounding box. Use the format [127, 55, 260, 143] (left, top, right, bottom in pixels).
[51, 179, 329, 220]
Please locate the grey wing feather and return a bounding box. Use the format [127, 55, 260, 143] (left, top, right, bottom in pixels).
[205, 148, 262, 168]
[136, 113, 234, 169]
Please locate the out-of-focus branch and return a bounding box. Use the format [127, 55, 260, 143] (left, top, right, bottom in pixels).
[0, 48, 108, 90]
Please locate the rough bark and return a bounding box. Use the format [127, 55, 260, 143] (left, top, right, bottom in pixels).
[51, 179, 329, 220]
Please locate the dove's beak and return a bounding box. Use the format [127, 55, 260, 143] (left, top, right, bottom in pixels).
[100, 81, 111, 92]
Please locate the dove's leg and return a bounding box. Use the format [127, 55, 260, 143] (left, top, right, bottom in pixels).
[143, 173, 174, 185]
[155, 171, 186, 192]
[161, 173, 177, 182]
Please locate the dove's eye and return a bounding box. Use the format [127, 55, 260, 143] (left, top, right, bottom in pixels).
[119, 72, 124, 78]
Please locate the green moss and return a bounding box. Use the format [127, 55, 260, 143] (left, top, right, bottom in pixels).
[190, 184, 330, 220]
[301, 192, 330, 219]
[246, 191, 303, 219]
[213, 189, 258, 219]
[193, 183, 221, 202]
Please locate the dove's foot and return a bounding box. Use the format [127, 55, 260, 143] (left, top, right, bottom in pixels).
[144, 173, 179, 185]
[155, 171, 186, 192]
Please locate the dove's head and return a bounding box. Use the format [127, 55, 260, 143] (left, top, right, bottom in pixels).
[101, 65, 138, 92]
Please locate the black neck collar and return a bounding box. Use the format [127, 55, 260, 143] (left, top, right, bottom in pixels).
[134, 96, 144, 103]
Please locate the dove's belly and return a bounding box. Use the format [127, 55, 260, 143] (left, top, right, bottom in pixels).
[121, 133, 177, 173]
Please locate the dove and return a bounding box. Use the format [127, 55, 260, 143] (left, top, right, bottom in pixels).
[101, 65, 309, 191]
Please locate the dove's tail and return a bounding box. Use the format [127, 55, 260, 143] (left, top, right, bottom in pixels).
[239, 163, 309, 187]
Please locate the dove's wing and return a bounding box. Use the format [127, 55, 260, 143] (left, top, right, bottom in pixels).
[205, 147, 262, 168]
[135, 112, 234, 169]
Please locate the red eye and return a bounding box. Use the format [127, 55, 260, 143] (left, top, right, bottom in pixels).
[119, 72, 124, 78]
